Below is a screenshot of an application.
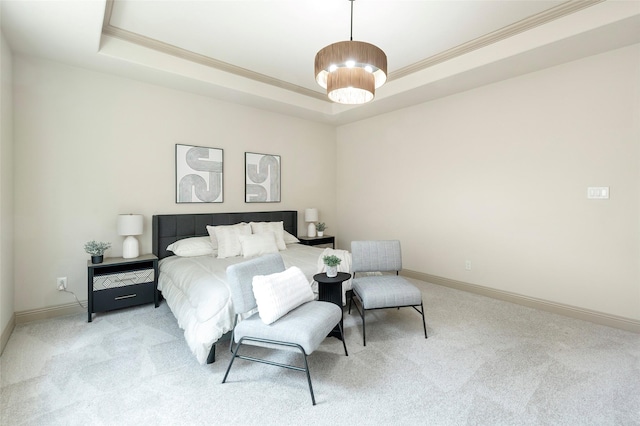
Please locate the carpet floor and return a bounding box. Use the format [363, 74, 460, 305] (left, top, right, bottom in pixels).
[1, 278, 639, 425]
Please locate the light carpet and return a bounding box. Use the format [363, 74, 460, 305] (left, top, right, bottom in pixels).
[1, 278, 639, 425]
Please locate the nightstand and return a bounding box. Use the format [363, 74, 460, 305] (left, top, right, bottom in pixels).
[298, 235, 335, 248]
[87, 254, 159, 322]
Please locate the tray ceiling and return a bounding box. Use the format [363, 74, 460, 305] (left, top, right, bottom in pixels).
[2, 0, 639, 124]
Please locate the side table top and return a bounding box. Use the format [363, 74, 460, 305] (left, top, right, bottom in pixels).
[313, 272, 351, 283]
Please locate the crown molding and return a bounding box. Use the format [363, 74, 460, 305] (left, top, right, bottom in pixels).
[101, 0, 327, 102]
[389, 0, 605, 81]
[101, 0, 605, 102]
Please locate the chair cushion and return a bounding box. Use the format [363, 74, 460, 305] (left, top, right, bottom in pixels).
[351, 240, 402, 273]
[252, 266, 315, 324]
[226, 253, 286, 315]
[234, 301, 342, 355]
[352, 276, 422, 309]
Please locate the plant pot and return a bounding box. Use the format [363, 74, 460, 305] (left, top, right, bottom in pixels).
[325, 265, 337, 278]
[91, 255, 104, 264]
[317, 231, 324, 237]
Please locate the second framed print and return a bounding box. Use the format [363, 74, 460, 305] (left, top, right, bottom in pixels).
[245, 152, 281, 203]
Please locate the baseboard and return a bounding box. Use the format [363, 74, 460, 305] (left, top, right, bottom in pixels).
[0, 313, 16, 356]
[15, 302, 86, 325]
[402, 269, 640, 334]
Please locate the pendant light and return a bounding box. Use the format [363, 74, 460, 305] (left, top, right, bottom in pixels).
[314, 0, 387, 104]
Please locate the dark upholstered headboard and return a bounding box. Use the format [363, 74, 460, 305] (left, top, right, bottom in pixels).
[152, 210, 298, 259]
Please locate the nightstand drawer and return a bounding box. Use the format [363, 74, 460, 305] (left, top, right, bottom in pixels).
[92, 282, 155, 312]
[93, 269, 155, 291]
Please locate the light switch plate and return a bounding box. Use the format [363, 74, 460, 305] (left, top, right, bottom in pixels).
[587, 187, 609, 199]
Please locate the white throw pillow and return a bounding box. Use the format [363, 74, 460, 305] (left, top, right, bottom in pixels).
[283, 230, 300, 244]
[252, 266, 315, 325]
[239, 232, 279, 258]
[166, 237, 215, 257]
[206, 222, 249, 251]
[211, 223, 251, 258]
[249, 221, 287, 251]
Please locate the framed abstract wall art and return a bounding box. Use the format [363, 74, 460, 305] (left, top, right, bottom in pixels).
[175, 144, 223, 203]
[245, 152, 281, 203]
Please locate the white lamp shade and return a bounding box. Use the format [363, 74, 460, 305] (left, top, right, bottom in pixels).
[117, 214, 143, 236]
[304, 208, 318, 222]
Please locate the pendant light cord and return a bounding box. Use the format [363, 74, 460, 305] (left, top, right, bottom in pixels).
[349, 0, 354, 41]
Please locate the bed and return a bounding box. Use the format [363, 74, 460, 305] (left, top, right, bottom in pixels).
[152, 210, 327, 365]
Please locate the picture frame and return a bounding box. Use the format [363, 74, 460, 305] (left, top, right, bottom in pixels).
[175, 144, 223, 203]
[245, 152, 281, 203]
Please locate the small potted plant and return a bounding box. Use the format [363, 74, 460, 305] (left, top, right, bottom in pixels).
[84, 240, 111, 264]
[323, 254, 341, 278]
[315, 222, 327, 237]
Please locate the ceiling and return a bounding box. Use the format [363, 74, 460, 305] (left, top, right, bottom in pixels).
[1, 0, 639, 125]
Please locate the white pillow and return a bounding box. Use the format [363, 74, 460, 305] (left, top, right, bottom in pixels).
[283, 230, 300, 244]
[206, 222, 248, 250]
[239, 232, 279, 258]
[252, 266, 315, 325]
[249, 221, 287, 251]
[166, 237, 215, 257]
[211, 223, 251, 258]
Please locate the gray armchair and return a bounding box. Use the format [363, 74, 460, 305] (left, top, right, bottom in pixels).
[222, 253, 347, 405]
[349, 240, 427, 345]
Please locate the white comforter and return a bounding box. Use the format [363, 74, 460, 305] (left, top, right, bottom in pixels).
[158, 243, 324, 364]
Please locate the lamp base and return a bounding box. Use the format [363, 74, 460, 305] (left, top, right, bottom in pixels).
[122, 236, 140, 259]
[307, 223, 317, 237]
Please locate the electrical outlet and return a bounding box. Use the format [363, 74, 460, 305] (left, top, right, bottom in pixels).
[465, 260, 472, 271]
[57, 277, 67, 291]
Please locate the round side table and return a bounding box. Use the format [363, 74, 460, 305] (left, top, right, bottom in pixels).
[313, 272, 351, 345]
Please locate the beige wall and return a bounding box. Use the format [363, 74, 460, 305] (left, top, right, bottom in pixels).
[13, 55, 336, 312]
[7, 42, 640, 326]
[337, 44, 640, 321]
[1, 26, 15, 348]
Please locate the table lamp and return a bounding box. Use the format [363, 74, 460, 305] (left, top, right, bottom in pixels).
[117, 214, 143, 259]
[304, 208, 318, 237]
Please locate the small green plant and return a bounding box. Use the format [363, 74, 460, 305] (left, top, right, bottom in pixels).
[315, 222, 327, 232]
[84, 240, 111, 256]
[323, 255, 341, 267]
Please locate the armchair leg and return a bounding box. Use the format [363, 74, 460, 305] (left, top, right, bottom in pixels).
[222, 340, 242, 384]
[222, 337, 317, 406]
[302, 353, 316, 405]
[421, 302, 428, 339]
[411, 302, 428, 339]
[362, 308, 366, 346]
[350, 291, 367, 346]
[338, 322, 348, 356]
